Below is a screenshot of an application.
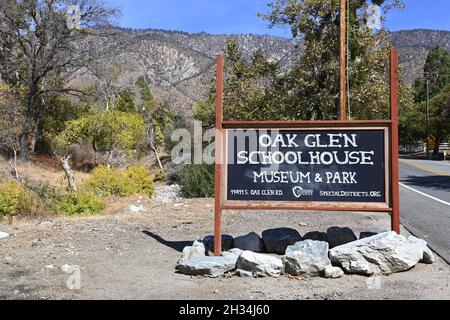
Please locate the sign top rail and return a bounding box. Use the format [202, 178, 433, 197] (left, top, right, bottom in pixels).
[222, 120, 392, 129]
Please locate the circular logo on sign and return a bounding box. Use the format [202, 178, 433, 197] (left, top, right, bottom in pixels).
[292, 186, 304, 198]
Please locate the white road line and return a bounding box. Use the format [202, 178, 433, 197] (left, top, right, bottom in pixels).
[400, 183, 450, 207]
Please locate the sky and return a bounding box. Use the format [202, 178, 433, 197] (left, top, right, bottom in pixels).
[106, 0, 450, 37]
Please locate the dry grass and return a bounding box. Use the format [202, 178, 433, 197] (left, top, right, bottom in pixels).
[0, 154, 161, 222]
[0, 154, 90, 188]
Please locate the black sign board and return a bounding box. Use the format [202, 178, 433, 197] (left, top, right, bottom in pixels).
[226, 128, 388, 204]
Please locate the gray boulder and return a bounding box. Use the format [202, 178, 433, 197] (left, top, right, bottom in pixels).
[323, 266, 345, 279]
[227, 248, 244, 258]
[284, 240, 332, 277]
[236, 269, 253, 278]
[176, 255, 237, 278]
[329, 232, 434, 275]
[409, 236, 435, 264]
[327, 227, 357, 248]
[177, 241, 205, 264]
[203, 235, 234, 254]
[236, 251, 283, 278]
[303, 231, 328, 242]
[233, 232, 265, 253]
[262, 228, 302, 254]
[0, 231, 9, 240]
[423, 247, 436, 264]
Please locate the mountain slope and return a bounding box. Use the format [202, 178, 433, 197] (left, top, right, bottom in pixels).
[391, 29, 450, 85]
[68, 28, 450, 119]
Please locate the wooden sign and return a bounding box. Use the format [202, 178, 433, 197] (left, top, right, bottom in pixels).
[212, 50, 400, 256]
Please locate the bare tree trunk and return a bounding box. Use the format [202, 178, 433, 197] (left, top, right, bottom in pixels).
[60, 155, 77, 193]
[19, 133, 29, 160]
[20, 82, 38, 159]
[148, 127, 163, 170]
[106, 148, 115, 169]
[105, 94, 110, 111]
[150, 142, 163, 171]
[9, 149, 19, 180]
[433, 133, 443, 157]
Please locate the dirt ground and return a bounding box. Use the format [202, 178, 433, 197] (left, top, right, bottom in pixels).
[1, 197, 450, 300]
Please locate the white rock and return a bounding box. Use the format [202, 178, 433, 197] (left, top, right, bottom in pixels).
[408, 235, 435, 264]
[221, 249, 245, 261]
[0, 231, 10, 240]
[323, 266, 344, 279]
[176, 256, 237, 278]
[236, 269, 253, 278]
[40, 221, 54, 227]
[129, 204, 145, 213]
[178, 241, 205, 264]
[236, 251, 283, 278]
[422, 246, 435, 264]
[329, 232, 434, 275]
[227, 248, 244, 258]
[154, 185, 183, 204]
[284, 240, 332, 277]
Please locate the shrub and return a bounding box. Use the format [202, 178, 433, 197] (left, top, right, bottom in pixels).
[85, 165, 155, 197]
[0, 180, 38, 218]
[122, 166, 155, 196]
[177, 164, 214, 198]
[56, 190, 105, 216]
[36, 182, 60, 205]
[85, 165, 123, 197]
[153, 170, 167, 182]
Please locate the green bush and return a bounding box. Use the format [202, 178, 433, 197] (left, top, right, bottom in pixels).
[122, 166, 155, 196]
[0, 181, 38, 218]
[85, 165, 155, 197]
[177, 164, 214, 198]
[153, 170, 167, 182]
[36, 182, 60, 206]
[56, 190, 105, 216]
[85, 165, 123, 197]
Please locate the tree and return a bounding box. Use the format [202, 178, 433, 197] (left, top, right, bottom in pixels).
[413, 47, 450, 103]
[0, 84, 26, 179]
[424, 85, 450, 155]
[59, 109, 145, 169]
[194, 94, 216, 127]
[136, 77, 173, 170]
[114, 88, 136, 113]
[404, 47, 450, 154]
[220, 0, 406, 121]
[223, 40, 286, 121]
[88, 57, 126, 110]
[0, 0, 119, 158]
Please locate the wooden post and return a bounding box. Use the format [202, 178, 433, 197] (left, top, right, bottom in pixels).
[214, 54, 224, 256]
[339, 0, 347, 120]
[390, 48, 400, 234]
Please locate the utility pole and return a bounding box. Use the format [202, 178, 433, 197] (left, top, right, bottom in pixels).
[340, 0, 347, 121]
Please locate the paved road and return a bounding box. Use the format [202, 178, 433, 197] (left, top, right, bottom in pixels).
[399, 158, 450, 263]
